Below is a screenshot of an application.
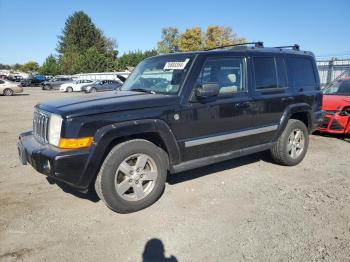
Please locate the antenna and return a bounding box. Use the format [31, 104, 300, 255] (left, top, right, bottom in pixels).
[205, 41, 264, 51]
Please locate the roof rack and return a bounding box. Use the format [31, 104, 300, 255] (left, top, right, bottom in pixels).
[274, 44, 300, 51]
[205, 41, 264, 51]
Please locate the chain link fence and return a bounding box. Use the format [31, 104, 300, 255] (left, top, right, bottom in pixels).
[317, 58, 350, 87]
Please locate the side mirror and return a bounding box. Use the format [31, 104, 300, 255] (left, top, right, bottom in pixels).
[195, 83, 220, 99]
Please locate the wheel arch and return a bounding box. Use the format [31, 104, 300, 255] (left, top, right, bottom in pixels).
[274, 103, 312, 141]
[78, 119, 180, 188]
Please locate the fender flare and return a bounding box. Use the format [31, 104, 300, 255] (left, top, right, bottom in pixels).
[77, 119, 180, 188]
[274, 103, 312, 141]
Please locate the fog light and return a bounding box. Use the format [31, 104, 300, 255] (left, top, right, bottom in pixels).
[42, 159, 52, 173]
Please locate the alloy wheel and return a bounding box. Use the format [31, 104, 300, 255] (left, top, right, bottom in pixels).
[287, 128, 305, 159]
[114, 153, 158, 201]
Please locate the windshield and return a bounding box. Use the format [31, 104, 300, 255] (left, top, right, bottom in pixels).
[121, 54, 194, 94]
[323, 80, 350, 95]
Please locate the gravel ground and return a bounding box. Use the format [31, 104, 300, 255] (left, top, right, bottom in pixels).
[0, 87, 349, 262]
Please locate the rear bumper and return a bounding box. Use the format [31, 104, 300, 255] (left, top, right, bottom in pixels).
[18, 131, 91, 190]
[318, 113, 350, 134]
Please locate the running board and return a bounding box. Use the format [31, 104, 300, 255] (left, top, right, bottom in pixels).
[170, 142, 274, 174]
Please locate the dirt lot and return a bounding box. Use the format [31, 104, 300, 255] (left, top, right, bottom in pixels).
[0, 87, 349, 262]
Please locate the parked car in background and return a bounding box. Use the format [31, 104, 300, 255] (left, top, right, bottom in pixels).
[8, 75, 23, 82]
[20, 75, 46, 87]
[60, 79, 95, 92]
[318, 78, 350, 134]
[42, 77, 73, 90]
[83, 80, 122, 93]
[0, 79, 23, 96]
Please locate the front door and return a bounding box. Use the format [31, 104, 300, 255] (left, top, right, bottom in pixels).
[172, 56, 256, 161]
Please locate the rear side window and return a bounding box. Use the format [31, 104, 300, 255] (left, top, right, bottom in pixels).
[253, 57, 287, 90]
[286, 57, 316, 88]
[253, 57, 277, 89]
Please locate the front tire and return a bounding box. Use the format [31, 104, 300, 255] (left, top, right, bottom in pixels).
[95, 139, 168, 213]
[270, 119, 309, 166]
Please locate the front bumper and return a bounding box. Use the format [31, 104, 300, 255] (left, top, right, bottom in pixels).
[18, 131, 91, 190]
[318, 112, 350, 134]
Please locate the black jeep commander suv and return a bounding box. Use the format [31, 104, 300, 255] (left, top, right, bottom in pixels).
[18, 43, 324, 213]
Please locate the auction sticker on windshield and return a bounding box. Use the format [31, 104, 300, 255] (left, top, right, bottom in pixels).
[164, 58, 190, 70]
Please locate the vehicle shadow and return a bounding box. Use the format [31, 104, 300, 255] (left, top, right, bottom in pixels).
[44, 151, 273, 203]
[4, 94, 30, 96]
[142, 238, 177, 262]
[167, 150, 272, 185]
[46, 177, 100, 202]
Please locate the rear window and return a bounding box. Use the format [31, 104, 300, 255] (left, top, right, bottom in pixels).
[286, 57, 316, 88]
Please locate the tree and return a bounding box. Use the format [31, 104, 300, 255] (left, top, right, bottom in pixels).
[59, 51, 81, 75]
[57, 11, 118, 74]
[39, 55, 61, 75]
[116, 50, 158, 71]
[0, 64, 11, 70]
[77, 47, 115, 73]
[157, 27, 179, 54]
[57, 11, 115, 55]
[13, 63, 22, 71]
[20, 61, 40, 73]
[178, 27, 203, 52]
[204, 26, 246, 50]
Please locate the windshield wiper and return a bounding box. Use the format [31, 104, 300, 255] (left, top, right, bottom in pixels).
[130, 88, 156, 94]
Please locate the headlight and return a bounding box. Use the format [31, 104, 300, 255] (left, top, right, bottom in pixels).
[48, 114, 62, 146]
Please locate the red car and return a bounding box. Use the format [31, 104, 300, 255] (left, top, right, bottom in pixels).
[318, 78, 350, 134]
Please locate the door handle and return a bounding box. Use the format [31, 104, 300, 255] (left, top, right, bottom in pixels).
[282, 97, 295, 103]
[235, 102, 250, 109]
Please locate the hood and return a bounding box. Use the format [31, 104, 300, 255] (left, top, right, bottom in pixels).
[37, 91, 180, 118]
[322, 95, 350, 111]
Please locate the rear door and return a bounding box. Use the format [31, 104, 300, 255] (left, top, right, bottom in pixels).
[250, 55, 293, 144]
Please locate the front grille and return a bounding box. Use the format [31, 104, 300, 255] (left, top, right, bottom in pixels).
[320, 117, 330, 128]
[330, 119, 344, 130]
[33, 110, 49, 143]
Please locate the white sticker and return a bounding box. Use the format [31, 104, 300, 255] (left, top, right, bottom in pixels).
[164, 58, 190, 70]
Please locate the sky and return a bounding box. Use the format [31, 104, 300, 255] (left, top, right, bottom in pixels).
[0, 0, 349, 65]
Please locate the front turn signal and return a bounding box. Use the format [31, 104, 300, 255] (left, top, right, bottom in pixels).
[59, 137, 93, 149]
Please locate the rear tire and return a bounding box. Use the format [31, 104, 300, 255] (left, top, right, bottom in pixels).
[66, 87, 73, 93]
[90, 88, 97, 93]
[95, 139, 168, 213]
[270, 119, 309, 166]
[3, 88, 14, 96]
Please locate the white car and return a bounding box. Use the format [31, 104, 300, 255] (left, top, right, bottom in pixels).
[59, 80, 95, 92]
[0, 79, 23, 96]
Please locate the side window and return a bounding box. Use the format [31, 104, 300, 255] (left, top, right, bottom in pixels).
[286, 57, 316, 89]
[197, 57, 246, 94]
[0, 80, 4, 84]
[253, 57, 277, 89]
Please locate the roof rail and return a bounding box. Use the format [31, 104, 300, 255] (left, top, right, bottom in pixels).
[205, 41, 264, 51]
[274, 44, 300, 51]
